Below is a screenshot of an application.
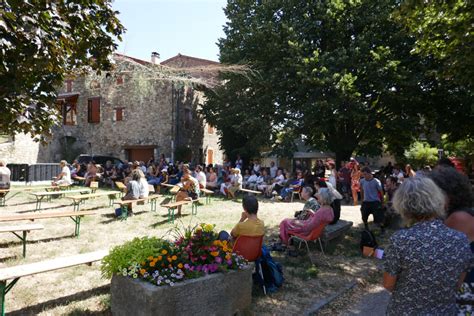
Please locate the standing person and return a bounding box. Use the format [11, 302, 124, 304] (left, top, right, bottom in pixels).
[52, 160, 72, 186]
[327, 162, 337, 187]
[351, 163, 362, 206]
[429, 166, 474, 314]
[359, 167, 384, 234]
[269, 161, 278, 178]
[383, 177, 472, 315]
[0, 160, 11, 189]
[338, 161, 351, 202]
[253, 160, 261, 174]
[392, 166, 405, 183]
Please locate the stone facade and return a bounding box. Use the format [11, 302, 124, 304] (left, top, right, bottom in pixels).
[7, 53, 224, 165]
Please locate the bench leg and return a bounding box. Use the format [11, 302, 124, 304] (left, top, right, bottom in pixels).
[1, 278, 20, 316]
[191, 202, 198, 215]
[150, 199, 157, 212]
[70, 216, 82, 237]
[73, 201, 80, 212]
[11, 231, 27, 258]
[0, 195, 5, 207]
[167, 208, 175, 224]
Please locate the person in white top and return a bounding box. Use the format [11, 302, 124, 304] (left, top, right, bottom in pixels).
[52, 160, 72, 186]
[269, 161, 278, 178]
[392, 167, 405, 184]
[194, 165, 207, 189]
[137, 169, 149, 198]
[245, 170, 259, 189]
[0, 160, 11, 189]
[253, 161, 261, 174]
[267, 169, 285, 196]
[228, 168, 243, 198]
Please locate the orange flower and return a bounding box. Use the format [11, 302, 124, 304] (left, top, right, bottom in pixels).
[141, 262, 146, 266]
[225, 254, 231, 260]
[147, 256, 153, 261]
[161, 249, 168, 255]
[149, 261, 156, 267]
[222, 240, 228, 245]
[140, 269, 146, 275]
[167, 257, 172, 263]
[171, 255, 177, 261]
[210, 251, 219, 257]
[222, 246, 229, 252]
[177, 263, 183, 269]
[157, 255, 162, 261]
[213, 240, 221, 246]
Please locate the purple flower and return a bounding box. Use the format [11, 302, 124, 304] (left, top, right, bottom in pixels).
[214, 256, 222, 264]
[184, 263, 190, 270]
[227, 260, 232, 265]
[196, 265, 202, 272]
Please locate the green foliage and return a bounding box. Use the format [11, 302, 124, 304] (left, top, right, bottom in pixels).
[306, 265, 319, 278]
[404, 141, 438, 169]
[101, 237, 168, 279]
[0, 1, 124, 140]
[442, 136, 474, 159]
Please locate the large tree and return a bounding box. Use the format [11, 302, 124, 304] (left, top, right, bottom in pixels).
[0, 0, 124, 140]
[202, 0, 471, 164]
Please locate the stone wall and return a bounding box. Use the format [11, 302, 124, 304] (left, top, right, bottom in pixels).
[0, 133, 43, 164]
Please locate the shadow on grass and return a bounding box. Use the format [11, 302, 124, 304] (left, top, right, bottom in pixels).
[0, 234, 76, 248]
[0, 255, 17, 263]
[17, 204, 68, 213]
[8, 285, 111, 316]
[150, 214, 191, 228]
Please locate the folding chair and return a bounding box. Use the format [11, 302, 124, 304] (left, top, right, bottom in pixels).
[288, 223, 327, 264]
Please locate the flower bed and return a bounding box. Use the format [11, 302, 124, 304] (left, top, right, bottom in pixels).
[102, 224, 249, 286]
[103, 224, 253, 315]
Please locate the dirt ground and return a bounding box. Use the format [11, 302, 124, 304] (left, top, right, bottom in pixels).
[0, 185, 389, 315]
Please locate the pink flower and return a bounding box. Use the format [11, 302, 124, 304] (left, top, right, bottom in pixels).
[214, 256, 222, 264]
[227, 260, 232, 265]
[200, 255, 207, 260]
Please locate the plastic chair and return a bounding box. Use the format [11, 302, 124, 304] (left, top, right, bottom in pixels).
[288, 223, 327, 264]
[233, 235, 266, 294]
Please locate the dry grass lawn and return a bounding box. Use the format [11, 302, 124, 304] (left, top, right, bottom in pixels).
[0, 185, 387, 315]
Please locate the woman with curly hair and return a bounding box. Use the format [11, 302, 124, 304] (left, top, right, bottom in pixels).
[429, 166, 474, 314]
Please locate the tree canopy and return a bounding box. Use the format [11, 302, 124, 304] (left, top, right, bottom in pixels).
[0, 0, 124, 140]
[201, 0, 473, 164]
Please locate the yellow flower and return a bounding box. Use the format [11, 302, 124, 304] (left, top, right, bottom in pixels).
[210, 251, 219, 257]
[161, 249, 168, 255]
[222, 246, 229, 252]
[213, 240, 221, 246]
[140, 269, 146, 275]
[225, 254, 231, 260]
[150, 261, 156, 267]
[141, 262, 146, 266]
[147, 256, 153, 261]
[171, 255, 178, 261]
[177, 263, 183, 269]
[204, 224, 214, 232]
[157, 255, 162, 261]
[222, 240, 228, 245]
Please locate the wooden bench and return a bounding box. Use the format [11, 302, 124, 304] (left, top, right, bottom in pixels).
[30, 188, 91, 211]
[238, 188, 262, 195]
[160, 200, 190, 224]
[44, 184, 73, 192]
[320, 220, 353, 250]
[0, 210, 96, 237]
[200, 188, 214, 204]
[113, 195, 161, 220]
[0, 190, 9, 207]
[67, 191, 122, 211]
[72, 176, 86, 185]
[0, 223, 44, 258]
[89, 181, 99, 193]
[0, 250, 107, 316]
[114, 181, 127, 196]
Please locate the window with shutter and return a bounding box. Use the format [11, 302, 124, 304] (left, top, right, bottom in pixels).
[114, 108, 124, 121]
[87, 98, 100, 123]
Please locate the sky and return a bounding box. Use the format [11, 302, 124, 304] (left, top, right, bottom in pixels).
[112, 0, 228, 63]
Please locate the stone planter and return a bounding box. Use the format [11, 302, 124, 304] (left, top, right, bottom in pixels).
[111, 264, 253, 316]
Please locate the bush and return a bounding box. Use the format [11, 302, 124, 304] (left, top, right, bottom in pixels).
[404, 141, 438, 169]
[101, 237, 169, 279]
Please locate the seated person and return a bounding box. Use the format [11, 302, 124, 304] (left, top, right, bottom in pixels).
[176, 171, 200, 217]
[121, 170, 141, 214]
[84, 161, 98, 187]
[279, 189, 334, 246]
[266, 169, 285, 197]
[315, 179, 342, 225]
[137, 169, 149, 198]
[0, 160, 11, 190]
[52, 160, 72, 187]
[294, 186, 320, 220]
[227, 168, 243, 199]
[218, 195, 265, 243]
[245, 170, 259, 190]
[278, 172, 304, 201]
[256, 169, 271, 193]
[206, 167, 218, 190]
[194, 165, 207, 189]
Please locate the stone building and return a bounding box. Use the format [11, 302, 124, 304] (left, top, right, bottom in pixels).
[0, 53, 224, 165]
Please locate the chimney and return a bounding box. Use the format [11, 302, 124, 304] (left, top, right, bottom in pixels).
[151, 52, 160, 65]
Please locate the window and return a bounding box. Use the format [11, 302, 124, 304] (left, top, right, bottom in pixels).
[207, 124, 215, 134]
[207, 149, 214, 165]
[184, 109, 192, 129]
[114, 108, 124, 121]
[62, 102, 77, 125]
[87, 98, 100, 123]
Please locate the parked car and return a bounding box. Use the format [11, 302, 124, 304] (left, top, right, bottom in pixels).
[75, 154, 123, 167]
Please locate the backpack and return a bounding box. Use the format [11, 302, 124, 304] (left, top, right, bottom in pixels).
[360, 229, 377, 251]
[253, 245, 284, 293]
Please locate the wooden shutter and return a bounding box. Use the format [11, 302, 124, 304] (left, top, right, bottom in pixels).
[88, 98, 100, 123]
[207, 149, 214, 165]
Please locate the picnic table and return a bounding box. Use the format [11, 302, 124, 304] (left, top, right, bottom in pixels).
[200, 188, 214, 204]
[0, 250, 107, 316]
[0, 210, 95, 237]
[113, 195, 161, 220]
[238, 188, 262, 195]
[30, 188, 91, 211]
[160, 200, 190, 224]
[0, 223, 44, 258]
[67, 191, 121, 211]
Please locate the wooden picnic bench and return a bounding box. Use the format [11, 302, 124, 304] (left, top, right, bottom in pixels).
[0, 210, 95, 237]
[72, 176, 86, 185]
[320, 220, 353, 250]
[238, 188, 262, 195]
[0, 250, 107, 316]
[0, 190, 9, 207]
[0, 223, 44, 258]
[30, 188, 91, 211]
[160, 200, 191, 224]
[67, 191, 121, 211]
[44, 184, 73, 192]
[113, 195, 161, 220]
[200, 188, 214, 204]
